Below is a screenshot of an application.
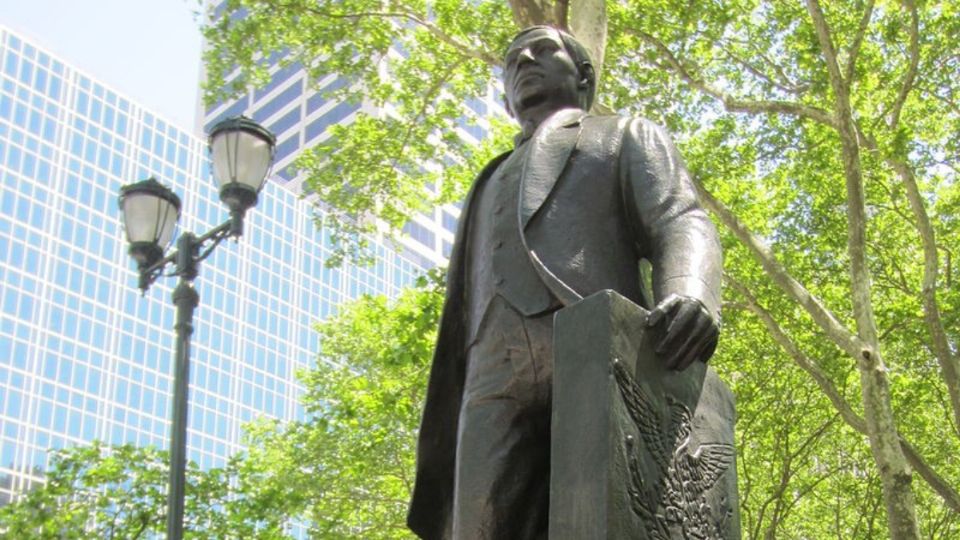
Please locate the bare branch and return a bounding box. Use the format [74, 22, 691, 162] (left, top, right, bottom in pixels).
[625, 28, 838, 128]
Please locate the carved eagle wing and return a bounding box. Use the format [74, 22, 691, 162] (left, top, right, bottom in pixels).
[613, 359, 668, 471]
[686, 443, 736, 491]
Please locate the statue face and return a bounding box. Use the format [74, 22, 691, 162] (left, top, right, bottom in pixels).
[504, 28, 582, 123]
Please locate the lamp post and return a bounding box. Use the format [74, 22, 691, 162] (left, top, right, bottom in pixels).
[118, 116, 275, 540]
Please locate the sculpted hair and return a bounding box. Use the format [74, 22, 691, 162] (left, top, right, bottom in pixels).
[505, 26, 597, 110]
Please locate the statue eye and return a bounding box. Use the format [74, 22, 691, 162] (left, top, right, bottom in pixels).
[535, 42, 558, 55]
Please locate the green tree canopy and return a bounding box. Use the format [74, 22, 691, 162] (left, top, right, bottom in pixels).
[231, 271, 444, 538]
[11, 1, 950, 538]
[0, 442, 290, 539]
[0, 274, 444, 539]
[203, 1, 960, 536]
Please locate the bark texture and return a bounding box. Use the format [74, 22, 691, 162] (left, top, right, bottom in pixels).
[805, 1, 920, 537]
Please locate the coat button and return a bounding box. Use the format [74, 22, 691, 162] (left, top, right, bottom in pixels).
[496, 277, 505, 286]
[495, 240, 503, 249]
[494, 205, 503, 214]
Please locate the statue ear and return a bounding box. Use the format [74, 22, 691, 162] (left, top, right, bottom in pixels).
[577, 62, 594, 90]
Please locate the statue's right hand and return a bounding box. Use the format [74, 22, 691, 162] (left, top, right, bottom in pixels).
[646, 294, 719, 371]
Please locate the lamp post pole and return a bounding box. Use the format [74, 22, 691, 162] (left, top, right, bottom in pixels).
[118, 117, 275, 540]
[167, 232, 198, 540]
[132, 221, 234, 540]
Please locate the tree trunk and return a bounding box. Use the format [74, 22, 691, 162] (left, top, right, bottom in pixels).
[507, 0, 566, 28]
[805, 1, 920, 537]
[567, 0, 607, 84]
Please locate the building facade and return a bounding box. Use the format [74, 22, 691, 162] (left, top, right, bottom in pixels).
[0, 26, 429, 503]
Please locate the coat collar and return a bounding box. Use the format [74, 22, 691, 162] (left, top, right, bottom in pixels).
[519, 107, 586, 229]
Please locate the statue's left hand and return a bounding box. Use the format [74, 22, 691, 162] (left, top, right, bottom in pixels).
[647, 294, 719, 371]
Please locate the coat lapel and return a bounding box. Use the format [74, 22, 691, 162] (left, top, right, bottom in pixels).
[519, 108, 585, 229]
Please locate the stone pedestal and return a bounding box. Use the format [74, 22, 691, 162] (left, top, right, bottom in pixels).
[549, 290, 740, 539]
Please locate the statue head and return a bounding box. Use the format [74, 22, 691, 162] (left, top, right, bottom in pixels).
[503, 26, 596, 124]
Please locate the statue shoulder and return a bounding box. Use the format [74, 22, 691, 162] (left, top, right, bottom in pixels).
[581, 113, 661, 131]
[578, 114, 654, 158]
[621, 116, 677, 148]
[582, 113, 669, 139]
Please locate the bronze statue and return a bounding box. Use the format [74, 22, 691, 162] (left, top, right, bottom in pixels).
[408, 26, 723, 539]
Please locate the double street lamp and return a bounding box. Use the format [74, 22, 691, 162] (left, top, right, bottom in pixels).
[118, 116, 276, 540]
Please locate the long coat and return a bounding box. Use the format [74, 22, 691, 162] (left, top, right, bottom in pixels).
[407, 108, 722, 540]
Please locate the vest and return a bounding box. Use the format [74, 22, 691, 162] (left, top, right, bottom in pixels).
[465, 141, 559, 344]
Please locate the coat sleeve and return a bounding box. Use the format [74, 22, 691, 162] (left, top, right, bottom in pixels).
[619, 117, 722, 321]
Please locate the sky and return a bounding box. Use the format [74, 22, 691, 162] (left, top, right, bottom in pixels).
[0, 0, 204, 130]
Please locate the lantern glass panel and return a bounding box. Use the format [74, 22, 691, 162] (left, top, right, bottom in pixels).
[122, 192, 179, 248]
[210, 130, 272, 191]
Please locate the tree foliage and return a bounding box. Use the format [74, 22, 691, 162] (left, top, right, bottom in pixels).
[0, 274, 444, 539]
[14, 1, 953, 538]
[202, 1, 960, 536]
[231, 271, 444, 538]
[0, 442, 290, 539]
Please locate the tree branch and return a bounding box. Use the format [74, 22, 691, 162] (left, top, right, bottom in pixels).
[916, 83, 960, 115]
[728, 277, 960, 513]
[887, 159, 960, 433]
[760, 415, 836, 539]
[727, 278, 864, 431]
[806, 0, 846, 95]
[270, 0, 502, 67]
[400, 10, 502, 67]
[855, 119, 960, 434]
[900, 440, 960, 514]
[721, 48, 808, 97]
[625, 28, 838, 127]
[695, 183, 867, 360]
[389, 58, 460, 172]
[844, 0, 876, 88]
[735, 36, 815, 96]
[807, 1, 919, 533]
[887, 0, 920, 130]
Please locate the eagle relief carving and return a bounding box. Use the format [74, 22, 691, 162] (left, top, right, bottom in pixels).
[613, 359, 735, 540]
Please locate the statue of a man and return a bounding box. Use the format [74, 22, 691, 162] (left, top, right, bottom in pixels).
[407, 26, 722, 540]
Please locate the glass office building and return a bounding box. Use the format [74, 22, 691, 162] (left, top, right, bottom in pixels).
[0, 26, 429, 503]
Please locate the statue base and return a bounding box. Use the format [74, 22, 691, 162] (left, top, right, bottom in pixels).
[549, 290, 740, 539]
